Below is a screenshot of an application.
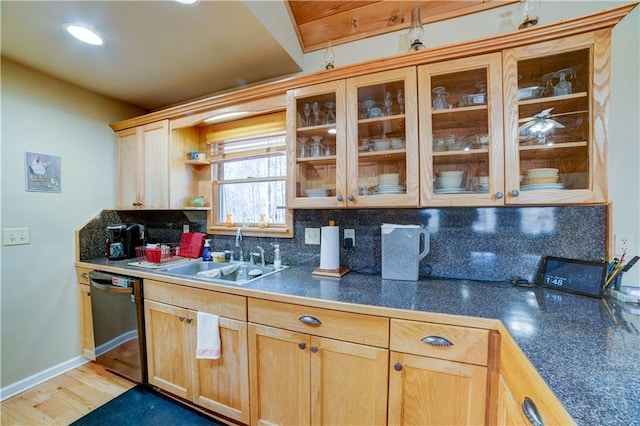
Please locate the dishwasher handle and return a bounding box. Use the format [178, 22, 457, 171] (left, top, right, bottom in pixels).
[89, 271, 135, 294]
[90, 279, 133, 294]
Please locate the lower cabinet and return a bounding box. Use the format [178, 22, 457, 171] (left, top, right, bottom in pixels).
[76, 267, 95, 360]
[388, 319, 491, 425]
[247, 298, 389, 426]
[144, 280, 250, 424]
[497, 327, 575, 425]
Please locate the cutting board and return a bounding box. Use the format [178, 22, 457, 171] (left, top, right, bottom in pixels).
[180, 232, 206, 258]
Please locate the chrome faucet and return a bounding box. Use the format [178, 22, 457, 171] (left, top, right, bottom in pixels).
[235, 227, 244, 262]
[251, 246, 265, 267]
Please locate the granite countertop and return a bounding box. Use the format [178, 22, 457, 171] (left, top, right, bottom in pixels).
[79, 258, 640, 425]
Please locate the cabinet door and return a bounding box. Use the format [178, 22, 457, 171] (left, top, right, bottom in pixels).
[145, 300, 195, 400]
[116, 127, 140, 209]
[503, 31, 608, 204]
[388, 351, 487, 425]
[418, 53, 504, 206]
[248, 323, 311, 426]
[287, 80, 346, 208]
[497, 375, 528, 425]
[78, 284, 95, 360]
[194, 317, 250, 425]
[139, 120, 170, 209]
[310, 336, 388, 426]
[346, 67, 419, 207]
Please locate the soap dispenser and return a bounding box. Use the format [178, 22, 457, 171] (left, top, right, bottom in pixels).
[202, 239, 211, 261]
[273, 244, 281, 269]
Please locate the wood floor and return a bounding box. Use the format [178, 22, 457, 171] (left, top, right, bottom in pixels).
[1, 362, 135, 425]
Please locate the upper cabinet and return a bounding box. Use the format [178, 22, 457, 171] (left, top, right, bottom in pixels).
[418, 53, 504, 206]
[419, 30, 609, 206]
[503, 31, 608, 204]
[116, 120, 170, 209]
[287, 68, 418, 208]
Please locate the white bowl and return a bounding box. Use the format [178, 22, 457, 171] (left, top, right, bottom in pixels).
[438, 170, 464, 178]
[435, 176, 463, 189]
[527, 168, 558, 178]
[379, 173, 399, 186]
[373, 139, 391, 151]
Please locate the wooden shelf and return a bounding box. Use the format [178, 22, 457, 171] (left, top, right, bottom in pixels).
[185, 160, 210, 166]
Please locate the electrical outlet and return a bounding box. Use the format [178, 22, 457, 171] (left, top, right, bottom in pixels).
[183, 224, 190, 233]
[3, 227, 30, 246]
[615, 233, 633, 255]
[344, 229, 355, 247]
[305, 228, 320, 245]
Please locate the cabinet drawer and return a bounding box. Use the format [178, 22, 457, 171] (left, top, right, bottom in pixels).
[76, 267, 92, 285]
[390, 319, 489, 366]
[248, 298, 389, 348]
[145, 280, 246, 321]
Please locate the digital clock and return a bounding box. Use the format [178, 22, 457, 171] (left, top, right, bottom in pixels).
[541, 256, 608, 298]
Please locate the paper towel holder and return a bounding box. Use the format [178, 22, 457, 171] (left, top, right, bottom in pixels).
[312, 220, 350, 278]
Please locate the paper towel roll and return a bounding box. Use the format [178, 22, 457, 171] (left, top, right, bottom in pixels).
[320, 225, 340, 270]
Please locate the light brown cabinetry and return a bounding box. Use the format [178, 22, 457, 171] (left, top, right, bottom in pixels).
[497, 328, 575, 425]
[76, 267, 95, 360]
[287, 67, 418, 208]
[418, 30, 610, 206]
[116, 120, 170, 209]
[388, 319, 490, 425]
[248, 298, 389, 425]
[144, 280, 250, 424]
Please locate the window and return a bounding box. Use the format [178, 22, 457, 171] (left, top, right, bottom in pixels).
[206, 112, 293, 237]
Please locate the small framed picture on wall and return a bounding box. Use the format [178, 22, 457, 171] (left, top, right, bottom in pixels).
[25, 152, 61, 193]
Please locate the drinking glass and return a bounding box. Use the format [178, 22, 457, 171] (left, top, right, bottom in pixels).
[554, 69, 572, 96]
[324, 102, 335, 124]
[303, 102, 311, 126]
[397, 88, 404, 114]
[312, 101, 320, 125]
[432, 86, 448, 110]
[384, 91, 393, 116]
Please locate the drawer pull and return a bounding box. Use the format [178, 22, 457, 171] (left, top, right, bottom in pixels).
[299, 315, 322, 327]
[81, 273, 89, 279]
[394, 362, 403, 371]
[421, 335, 454, 347]
[522, 397, 544, 426]
[298, 342, 306, 350]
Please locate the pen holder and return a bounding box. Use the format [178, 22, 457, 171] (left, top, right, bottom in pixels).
[612, 273, 624, 291]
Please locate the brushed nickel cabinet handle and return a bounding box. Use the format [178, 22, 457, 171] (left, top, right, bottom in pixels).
[511, 189, 520, 197]
[336, 195, 344, 202]
[298, 315, 322, 327]
[522, 397, 544, 426]
[421, 335, 454, 347]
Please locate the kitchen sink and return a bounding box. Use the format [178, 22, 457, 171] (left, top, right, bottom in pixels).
[157, 260, 286, 285]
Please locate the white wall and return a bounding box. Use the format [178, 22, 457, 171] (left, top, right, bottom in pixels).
[0, 58, 144, 391]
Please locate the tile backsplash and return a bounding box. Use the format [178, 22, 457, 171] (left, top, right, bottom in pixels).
[78, 206, 605, 284]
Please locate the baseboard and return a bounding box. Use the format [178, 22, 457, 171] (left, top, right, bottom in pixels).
[0, 355, 89, 401]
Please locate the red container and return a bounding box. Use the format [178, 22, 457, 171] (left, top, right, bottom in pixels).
[146, 248, 162, 263]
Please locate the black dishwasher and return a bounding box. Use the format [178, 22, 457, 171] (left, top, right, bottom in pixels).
[88, 271, 147, 384]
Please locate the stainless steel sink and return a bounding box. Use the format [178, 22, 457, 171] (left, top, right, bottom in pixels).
[157, 260, 286, 285]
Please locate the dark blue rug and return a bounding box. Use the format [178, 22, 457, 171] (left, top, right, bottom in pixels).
[71, 384, 227, 425]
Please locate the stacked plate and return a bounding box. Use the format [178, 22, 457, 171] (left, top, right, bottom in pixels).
[304, 189, 329, 197]
[522, 168, 563, 191]
[375, 185, 405, 194]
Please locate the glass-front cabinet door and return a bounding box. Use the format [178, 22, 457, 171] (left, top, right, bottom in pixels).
[418, 53, 504, 206]
[503, 31, 608, 204]
[345, 67, 419, 207]
[287, 80, 346, 208]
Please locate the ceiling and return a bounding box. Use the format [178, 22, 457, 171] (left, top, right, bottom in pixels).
[1, 0, 517, 112]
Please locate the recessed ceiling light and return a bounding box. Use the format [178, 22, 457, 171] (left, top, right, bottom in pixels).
[175, 0, 200, 5]
[204, 112, 247, 123]
[64, 24, 103, 46]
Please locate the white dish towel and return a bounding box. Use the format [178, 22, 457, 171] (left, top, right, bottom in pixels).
[196, 312, 221, 359]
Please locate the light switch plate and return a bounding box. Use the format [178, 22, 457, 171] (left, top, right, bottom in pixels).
[305, 228, 320, 245]
[4, 228, 30, 246]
